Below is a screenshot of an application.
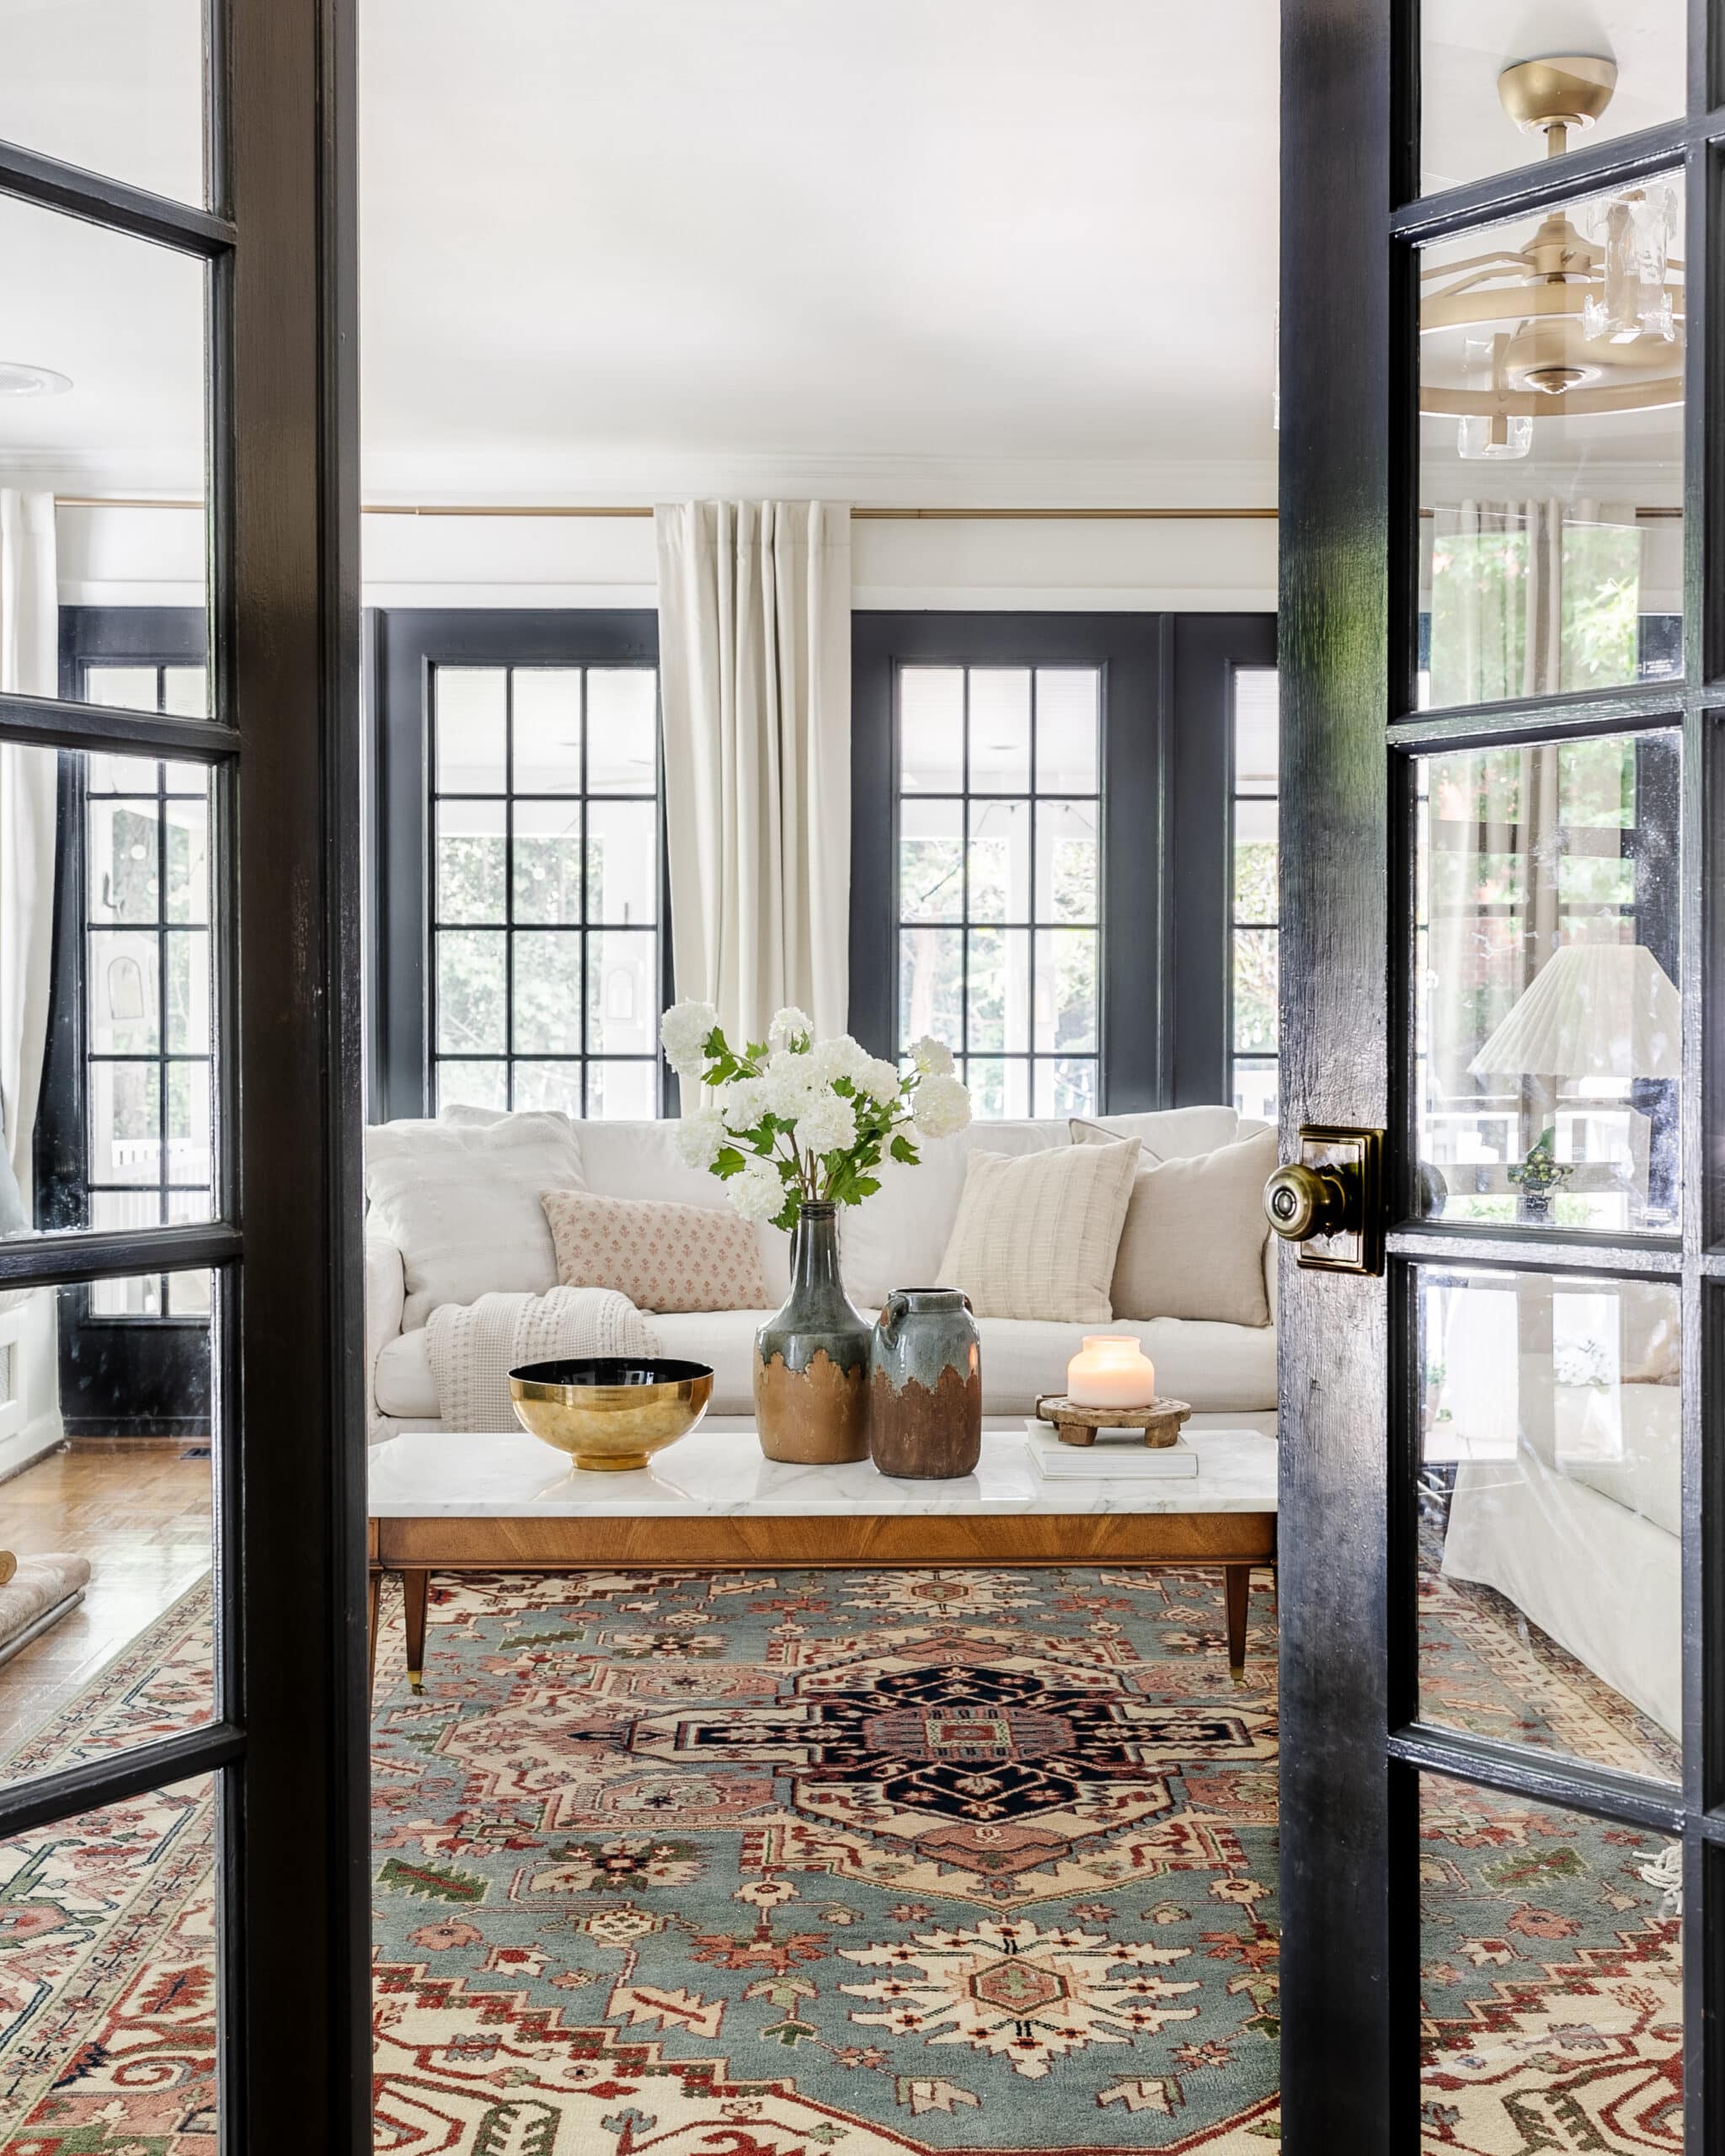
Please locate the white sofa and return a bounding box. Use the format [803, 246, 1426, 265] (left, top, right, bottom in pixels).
[365, 1107, 1279, 1441]
[1433, 1278, 1680, 1739]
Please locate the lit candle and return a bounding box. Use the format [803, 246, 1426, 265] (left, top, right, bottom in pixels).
[1065, 1334, 1157, 1409]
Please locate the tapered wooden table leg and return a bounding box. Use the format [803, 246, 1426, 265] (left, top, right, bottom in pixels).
[403, 1568, 429, 1694]
[1224, 1564, 1252, 1673]
[367, 1570, 382, 1699]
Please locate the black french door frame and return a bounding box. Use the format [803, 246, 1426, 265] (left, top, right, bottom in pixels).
[1280, 3, 1722, 2148]
[0, 7, 368, 2150]
[850, 610, 1272, 1113]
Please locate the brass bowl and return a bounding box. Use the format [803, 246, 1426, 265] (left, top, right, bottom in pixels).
[508, 1357, 714, 1472]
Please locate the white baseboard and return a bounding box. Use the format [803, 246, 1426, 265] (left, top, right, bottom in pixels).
[0, 1409, 67, 1486]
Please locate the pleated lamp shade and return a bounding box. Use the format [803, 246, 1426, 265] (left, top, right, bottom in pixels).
[1467, 942, 1681, 1082]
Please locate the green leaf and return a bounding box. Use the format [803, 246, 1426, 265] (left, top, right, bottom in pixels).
[771, 1198, 802, 1235]
[851, 1176, 880, 1200]
[889, 1134, 918, 1164]
[713, 1148, 746, 1179]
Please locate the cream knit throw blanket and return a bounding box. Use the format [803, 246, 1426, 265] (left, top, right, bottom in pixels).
[425, 1287, 660, 1433]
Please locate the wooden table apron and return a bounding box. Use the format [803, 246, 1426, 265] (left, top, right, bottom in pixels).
[366, 1509, 1279, 1687]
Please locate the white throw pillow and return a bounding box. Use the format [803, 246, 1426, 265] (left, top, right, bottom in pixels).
[839, 1119, 1072, 1308]
[936, 1138, 1140, 1322]
[365, 1112, 587, 1330]
[1072, 1124, 1278, 1327]
[1070, 1105, 1240, 1160]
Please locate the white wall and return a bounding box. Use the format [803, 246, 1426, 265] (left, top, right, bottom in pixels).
[57, 501, 1279, 614]
[0, 1289, 64, 1481]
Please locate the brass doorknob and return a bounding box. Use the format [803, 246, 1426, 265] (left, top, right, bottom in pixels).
[1263, 1161, 1351, 1241]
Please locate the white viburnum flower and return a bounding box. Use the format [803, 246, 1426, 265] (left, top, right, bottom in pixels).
[727, 1155, 787, 1223]
[911, 1070, 971, 1139]
[766, 1006, 814, 1055]
[661, 999, 720, 1075]
[804, 1033, 870, 1089]
[797, 1087, 858, 1156]
[717, 1075, 768, 1132]
[910, 1035, 956, 1077]
[761, 1057, 818, 1122]
[673, 1107, 729, 1171]
[855, 1055, 904, 1107]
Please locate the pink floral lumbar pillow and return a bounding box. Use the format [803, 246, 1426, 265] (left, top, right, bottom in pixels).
[539, 1188, 769, 1315]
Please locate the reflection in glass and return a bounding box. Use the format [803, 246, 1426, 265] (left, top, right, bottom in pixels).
[585, 670, 658, 794]
[1419, 175, 1684, 710]
[0, 1278, 214, 1773]
[1418, 1267, 1680, 1780]
[435, 669, 506, 792]
[1231, 669, 1279, 1119]
[900, 800, 964, 921]
[1419, 1777, 1681, 2132]
[1415, 730, 1679, 1234]
[1420, 23, 1683, 197]
[512, 670, 582, 793]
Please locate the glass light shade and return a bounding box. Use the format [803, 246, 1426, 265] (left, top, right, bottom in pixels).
[1065, 1333, 1157, 1409]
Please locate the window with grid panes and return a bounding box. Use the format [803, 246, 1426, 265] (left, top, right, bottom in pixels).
[1229, 666, 1279, 1123]
[82, 664, 214, 1319]
[895, 664, 1101, 1117]
[430, 663, 662, 1117]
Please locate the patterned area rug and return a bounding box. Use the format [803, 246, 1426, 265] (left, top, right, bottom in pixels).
[370, 1568, 1283, 2155]
[0, 1563, 1687, 2153]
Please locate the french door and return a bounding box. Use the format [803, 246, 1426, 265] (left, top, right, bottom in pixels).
[1280, 2, 1715, 2145]
[0, 4, 367, 2148]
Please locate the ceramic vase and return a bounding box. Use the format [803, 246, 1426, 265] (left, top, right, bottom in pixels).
[754, 1202, 872, 1464]
[869, 1287, 982, 1479]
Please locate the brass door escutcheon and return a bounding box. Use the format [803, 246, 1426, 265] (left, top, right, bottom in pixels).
[1263, 1124, 1386, 1275]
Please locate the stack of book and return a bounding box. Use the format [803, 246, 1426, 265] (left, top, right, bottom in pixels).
[1023, 1422, 1198, 1481]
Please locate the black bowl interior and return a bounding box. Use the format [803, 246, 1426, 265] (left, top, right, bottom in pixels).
[510, 1357, 713, 1390]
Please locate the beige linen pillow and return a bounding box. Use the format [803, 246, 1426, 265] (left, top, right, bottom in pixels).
[935, 1139, 1140, 1322]
[1071, 1123, 1278, 1326]
[540, 1189, 768, 1315]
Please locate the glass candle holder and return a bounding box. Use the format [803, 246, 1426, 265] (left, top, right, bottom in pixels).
[1065, 1333, 1157, 1409]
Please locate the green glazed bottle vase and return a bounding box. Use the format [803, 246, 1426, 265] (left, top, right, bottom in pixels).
[753, 1201, 872, 1464]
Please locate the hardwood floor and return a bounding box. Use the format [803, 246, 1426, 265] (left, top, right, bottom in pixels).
[0, 1440, 212, 1761]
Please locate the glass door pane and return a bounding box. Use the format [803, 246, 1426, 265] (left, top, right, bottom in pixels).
[1413, 729, 1680, 1234]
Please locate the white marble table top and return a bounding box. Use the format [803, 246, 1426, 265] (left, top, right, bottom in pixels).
[368, 1423, 1278, 1520]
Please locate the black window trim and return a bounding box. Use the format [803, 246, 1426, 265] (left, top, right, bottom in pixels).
[852, 610, 1277, 1114]
[369, 607, 667, 1123]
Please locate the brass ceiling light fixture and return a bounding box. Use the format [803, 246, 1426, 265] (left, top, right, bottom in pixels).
[1421, 55, 1684, 461]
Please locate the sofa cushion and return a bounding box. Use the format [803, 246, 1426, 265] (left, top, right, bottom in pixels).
[838, 1120, 1071, 1309]
[1072, 1106, 1240, 1159]
[366, 1112, 586, 1331]
[972, 1315, 1277, 1417]
[375, 1307, 1279, 1423]
[1557, 1380, 1680, 1540]
[541, 1188, 768, 1313]
[1073, 1124, 1277, 1326]
[938, 1139, 1140, 1322]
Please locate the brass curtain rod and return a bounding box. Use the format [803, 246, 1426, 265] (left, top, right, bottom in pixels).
[51, 495, 1279, 521]
[51, 497, 1687, 521]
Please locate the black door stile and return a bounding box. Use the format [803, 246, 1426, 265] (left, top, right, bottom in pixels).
[0, 2, 368, 2148]
[1281, 0, 1725, 2146]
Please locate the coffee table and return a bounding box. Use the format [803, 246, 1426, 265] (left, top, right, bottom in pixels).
[367, 1422, 1277, 1690]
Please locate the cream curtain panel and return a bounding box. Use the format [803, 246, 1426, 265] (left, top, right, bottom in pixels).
[654, 500, 852, 1044]
[0, 490, 57, 1235]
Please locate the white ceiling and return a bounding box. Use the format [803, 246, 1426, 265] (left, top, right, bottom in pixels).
[0, 0, 1282, 504]
[0, 1, 1690, 505]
